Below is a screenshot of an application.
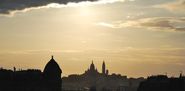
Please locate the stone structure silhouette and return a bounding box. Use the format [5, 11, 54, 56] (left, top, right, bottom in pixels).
[84, 61, 109, 77]
[0, 56, 62, 91]
[84, 61, 99, 76]
[43, 56, 62, 91]
[102, 61, 105, 75]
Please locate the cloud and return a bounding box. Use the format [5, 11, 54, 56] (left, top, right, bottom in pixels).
[96, 22, 121, 28]
[97, 17, 185, 32]
[0, 0, 96, 15]
[135, 17, 185, 31]
[156, 0, 185, 11]
[0, 0, 125, 15]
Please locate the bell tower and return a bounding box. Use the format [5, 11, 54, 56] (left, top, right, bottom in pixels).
[102, 61, 105, 74]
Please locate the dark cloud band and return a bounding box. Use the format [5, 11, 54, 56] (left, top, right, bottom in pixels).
[0, 0, 97, 14]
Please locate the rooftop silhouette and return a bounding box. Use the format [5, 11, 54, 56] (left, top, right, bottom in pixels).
[138, 75, 185, 91]
[0, 56, 62, 91]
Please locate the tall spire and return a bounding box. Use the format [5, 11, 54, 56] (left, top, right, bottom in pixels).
[102, 60, 106, 74]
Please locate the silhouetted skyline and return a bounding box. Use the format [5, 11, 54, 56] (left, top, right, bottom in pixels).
[0, 56, 62, 91]
[0, 56, 184, 91]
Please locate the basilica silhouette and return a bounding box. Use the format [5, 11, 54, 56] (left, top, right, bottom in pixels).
[0, 56, 62, 91]
[84, 61, 109, 76]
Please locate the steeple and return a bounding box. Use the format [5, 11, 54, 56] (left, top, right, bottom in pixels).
[102, 61, 106, 74]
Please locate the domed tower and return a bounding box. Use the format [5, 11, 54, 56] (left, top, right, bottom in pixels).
[43, 56, 62, 91]
[90, 61, 95, 71]
[43, 56, 62, 80]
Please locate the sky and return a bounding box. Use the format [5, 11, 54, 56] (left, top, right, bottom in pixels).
[0, 0, 185, 78]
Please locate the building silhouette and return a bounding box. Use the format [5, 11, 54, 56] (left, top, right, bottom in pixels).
[84, 61, 109, 77]
[137, 75, 185, 91]
[0, 56, 62, 91]
[43, 56, 62, 91]
[102, 61, 106, 75]
[84, 61, 99, 76]
[62, 61, 143, 91]
[106, 70, 109, 75]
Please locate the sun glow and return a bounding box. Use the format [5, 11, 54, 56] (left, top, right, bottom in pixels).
[78, 7, 93, 17]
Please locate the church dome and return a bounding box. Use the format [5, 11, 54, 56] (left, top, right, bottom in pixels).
[90, 61, 95, 70]
[43, 56, 62, 80]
